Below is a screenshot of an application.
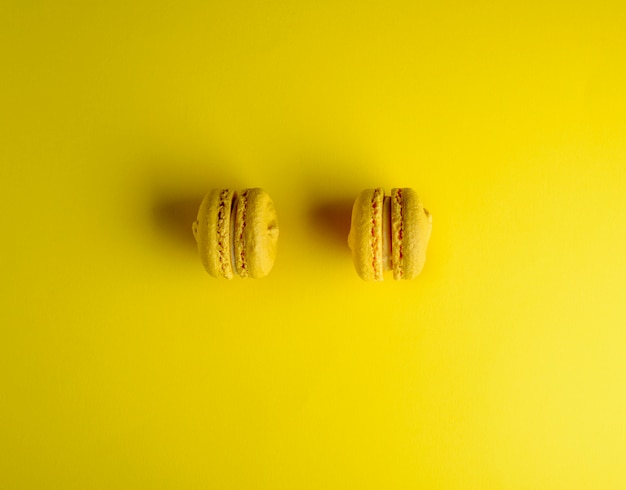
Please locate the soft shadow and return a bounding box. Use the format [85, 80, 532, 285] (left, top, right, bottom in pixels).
[141, 155, 242, 254]
[308, 198, 354, 252]
[152, 195, 204, 252]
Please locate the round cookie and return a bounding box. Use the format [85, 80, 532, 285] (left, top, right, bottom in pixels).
[193, 188, 279, 279]
[348, 187, 432, 281]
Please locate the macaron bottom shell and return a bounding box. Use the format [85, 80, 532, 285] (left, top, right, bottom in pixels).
[348, 188, 385, 282]
[192, 189, 236, 279]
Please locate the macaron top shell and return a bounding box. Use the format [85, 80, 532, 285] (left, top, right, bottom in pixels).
[348, 188, 384, 281]
[192, 189, 235, 279]
[233, 188, 279, 278]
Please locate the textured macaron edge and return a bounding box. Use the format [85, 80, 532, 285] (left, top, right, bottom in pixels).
[233, 189, 250, 278]
[348, 188, 384, 281]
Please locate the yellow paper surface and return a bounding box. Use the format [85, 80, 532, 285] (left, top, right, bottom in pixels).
[1, 1, 625, 488]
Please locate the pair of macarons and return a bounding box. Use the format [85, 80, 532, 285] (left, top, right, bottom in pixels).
[192, 187, 431, 281]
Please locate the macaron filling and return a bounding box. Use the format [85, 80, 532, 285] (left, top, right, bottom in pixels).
[234, 189, 250, 278]
[382, 196, 392, 271]
[229, 194, 238, 275]
[391, 188, 405, 279]
[370, 188, 384, 281]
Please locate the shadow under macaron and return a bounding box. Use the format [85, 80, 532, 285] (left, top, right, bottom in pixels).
[307, 198, 354, 254]
[152, 194, 204, 253]
[142, 155, 244, 255]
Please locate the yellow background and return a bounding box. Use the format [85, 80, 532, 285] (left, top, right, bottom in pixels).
[1, 1, 625, 488]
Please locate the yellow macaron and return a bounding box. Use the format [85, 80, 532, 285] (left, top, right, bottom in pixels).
[192, 188, 279, 279]
[348, 188, 432, 281]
